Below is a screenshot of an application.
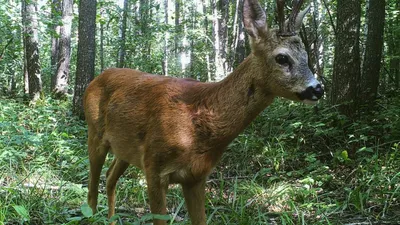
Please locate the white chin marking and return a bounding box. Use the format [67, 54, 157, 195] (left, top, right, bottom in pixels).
[303, 99, 318, 105]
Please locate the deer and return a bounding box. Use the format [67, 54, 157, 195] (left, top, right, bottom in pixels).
[83, 0, 324, 224]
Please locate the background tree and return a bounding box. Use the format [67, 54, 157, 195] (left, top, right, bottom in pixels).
[53, 0, 73, 97]
[73, 0, 97, 119]
[50, 0, 61, 86]
[361, 0, 385, 106]
[22, 0, 42, 103]
[174, 0, 181, 71]
[99, 8, 105, 72]
[230, 0, 246, 70]
[117, 0, 128, 68]
[162, 0, 169, 75]
[330, 0, 361, 116]
[386, 0, 400, 90]
[216, 0, 229, 79]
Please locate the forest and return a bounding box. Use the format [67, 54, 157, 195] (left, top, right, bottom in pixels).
[0, 0, 399, 224]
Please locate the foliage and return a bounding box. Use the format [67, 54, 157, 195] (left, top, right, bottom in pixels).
[0, 95, 399, 224]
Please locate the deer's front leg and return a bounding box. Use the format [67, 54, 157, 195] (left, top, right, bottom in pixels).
[182, 179, 206, 225]
[145, 169, 169, 225]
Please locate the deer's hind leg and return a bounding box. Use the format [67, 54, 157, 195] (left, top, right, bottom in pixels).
[144, 166, 170, 225]
[87, 129, 109, 213]
[106, 158, 129, 223]
[182, 179, 206, 225]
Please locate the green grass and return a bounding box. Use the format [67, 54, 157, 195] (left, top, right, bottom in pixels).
[0, 96, 399, 224]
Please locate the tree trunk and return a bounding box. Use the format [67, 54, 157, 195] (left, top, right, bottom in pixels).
[361, 0, 385, 105]
[217, 0, 228, 78]
[212, 0, 223, 81]
[100, 13, 105, 72]
[22, 6, 29, 95]
[73, 0, 96, 119]
[118, 0, 128, 68]
[162, 0, 168, 76]
[235, 0, 246, 69]
[331, 0, 361, 117]
[230, 0, 245, 70]
[202, 0, 212, 81]
[313, 0, 324, 79]
[22, 0, 42, 103]
[175, 0, 181, 70]
[50, 0, 61, 89]
[53, 0, 73, 98]
[387, 1, 399, 89]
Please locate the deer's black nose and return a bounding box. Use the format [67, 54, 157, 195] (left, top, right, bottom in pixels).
[297, 84, 324, 101]
[312, 84, 324, 99]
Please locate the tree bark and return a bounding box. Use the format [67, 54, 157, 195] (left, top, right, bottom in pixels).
[118, 0, 128, 68]
[230, 0, 245, 70]
[361, 0, 385, 105]
[175, 0, 181, 70]
[22, 0, 42, 103]
[162, 0, 169, 76]
[50, 0, 61, 89]
[73, 0, 96, 119]
[387, 1, 399, 89]
[100, 12, 105, 72]
[202, 0, 212, 81]
[235, 0, 246, 69]
[216, 0, 229, 79]
[331, 0, 361, 117]
[21, 5, 29, 95]
[53, 0, 73, 98]
[212, 0, 223, 81]
[313, 0, 323, 78]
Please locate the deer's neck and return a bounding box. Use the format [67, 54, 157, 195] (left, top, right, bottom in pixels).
[194, 54, 275, 149]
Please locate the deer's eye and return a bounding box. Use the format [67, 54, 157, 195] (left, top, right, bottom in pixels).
[275, 54, 290, 66]
[275, 54, 289, 65]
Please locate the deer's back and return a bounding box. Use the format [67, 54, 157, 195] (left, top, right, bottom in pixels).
[84, 68, 218, 181]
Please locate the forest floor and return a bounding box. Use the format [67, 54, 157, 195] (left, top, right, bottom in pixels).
[0, 95, 399, 225]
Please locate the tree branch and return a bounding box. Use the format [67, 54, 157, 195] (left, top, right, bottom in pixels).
[322, 0, 336, 36]
[0, 38, 13, 60]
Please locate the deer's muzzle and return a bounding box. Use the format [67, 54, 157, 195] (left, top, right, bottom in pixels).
[297, 84, 324, 103]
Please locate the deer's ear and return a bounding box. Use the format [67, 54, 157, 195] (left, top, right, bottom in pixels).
[243, 0, 267, 39]
[295, 5, 311, 31]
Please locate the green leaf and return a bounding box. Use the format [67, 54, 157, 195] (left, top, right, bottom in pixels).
[356, 147, 373, 153]
[13, 205, 30, 222]
[141, 213, 171, 221]
[153, 214, 172, 220]
[81, 203, 93, 218]
[341, 150, 349, 161]
[109, 214, 120, 222]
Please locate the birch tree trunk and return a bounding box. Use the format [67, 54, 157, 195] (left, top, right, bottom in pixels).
[212, 0, 223, 81]
[53, 0, 73, 98]
[22, 0, 42, 103]
[50, 0, 61, 89]
[217, 0, 228, 78]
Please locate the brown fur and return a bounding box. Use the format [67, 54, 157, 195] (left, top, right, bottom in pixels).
[83, 0, 321, 224]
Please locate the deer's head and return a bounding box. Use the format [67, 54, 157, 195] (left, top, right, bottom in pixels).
[244, 0, 324, 104]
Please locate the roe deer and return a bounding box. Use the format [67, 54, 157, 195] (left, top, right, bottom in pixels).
[83, 0, 324, 224]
